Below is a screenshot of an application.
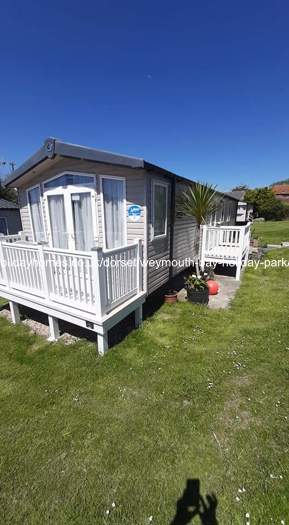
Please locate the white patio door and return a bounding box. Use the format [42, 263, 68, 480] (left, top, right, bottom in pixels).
[47, 194, 68, 249]
[45, 186, 97, 251]
[71, 191, 94, 251]
[101, 177, 126, 249]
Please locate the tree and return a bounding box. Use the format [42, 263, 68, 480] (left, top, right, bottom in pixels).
[231, 184, 249, 192]
[245, 187, 289, 220]
[0, 182, 17, 203]
[178, 182, 220, 274]
[270, 178, 289, 186]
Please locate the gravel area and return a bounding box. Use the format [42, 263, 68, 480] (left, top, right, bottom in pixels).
[0, 307, 80, 345]
[0, 308, 11, 321]
[22, 318, 49, 337]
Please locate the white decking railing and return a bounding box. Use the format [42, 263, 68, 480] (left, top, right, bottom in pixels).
[200, 223, 251, 280]
[0, 239, 143, 318]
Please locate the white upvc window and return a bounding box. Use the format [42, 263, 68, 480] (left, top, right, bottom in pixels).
[43, 171, 98, 251]
[100, 175, 127, 250]
[152, 181, 168, 239]
[27, 185, 45, 242]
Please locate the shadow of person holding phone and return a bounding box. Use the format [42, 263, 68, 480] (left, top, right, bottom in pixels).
[170, 479, 218, 525]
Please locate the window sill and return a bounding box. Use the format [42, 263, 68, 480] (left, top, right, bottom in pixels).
[152, 233, 167, 241]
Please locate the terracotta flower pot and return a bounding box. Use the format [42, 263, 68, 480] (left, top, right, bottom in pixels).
[207, 280, 220, 295]
[164, 291, 178, 304]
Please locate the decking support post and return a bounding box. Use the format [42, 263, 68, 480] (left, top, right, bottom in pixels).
[9, 301, 20, 324]
[134, 305, 143, 328]
[97, 330, 108, 356]
[48, 315, 60, 341]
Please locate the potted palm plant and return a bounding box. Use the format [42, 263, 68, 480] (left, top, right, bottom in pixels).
[178, 182, 221, 277]
[184, 273, 209, 305]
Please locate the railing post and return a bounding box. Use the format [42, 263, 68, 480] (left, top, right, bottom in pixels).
[20, 231, 28, 242]
[235, 226, 245, 280]
[91, 247, 107, 319]
[240, 225, 246, 253]
[38, 243, 50, 299]
[243, 223, 251, 267]
[200, 225, 206, 269]
[0, 240, 9, 287]
[135, 239, 143, 293]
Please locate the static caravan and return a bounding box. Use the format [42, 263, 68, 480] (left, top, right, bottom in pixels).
[0, 198, 22, 236]
[1, 138, 243, 353]
[226, 191, 254, 224]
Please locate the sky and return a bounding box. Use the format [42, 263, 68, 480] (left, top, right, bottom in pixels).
[1, 0, 289, 190]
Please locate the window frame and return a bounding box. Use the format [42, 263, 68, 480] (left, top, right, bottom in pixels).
[26, 184, 46, 243]
[42, 171, 98, 250]
[43, 171, 95, 190]
[99, 175, 127, 251]
[151, 180, 168, 240]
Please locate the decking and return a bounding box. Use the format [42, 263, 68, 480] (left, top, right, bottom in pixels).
[0, 236, 145, 354]
[0, 223, 252, 353]
[200, 223, 251, 279]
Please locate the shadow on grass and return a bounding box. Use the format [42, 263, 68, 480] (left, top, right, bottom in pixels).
[170, 479, 218, 525]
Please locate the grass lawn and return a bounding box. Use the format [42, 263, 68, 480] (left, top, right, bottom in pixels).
[252, 219, 289, 245]
[0, 250, 288, 524]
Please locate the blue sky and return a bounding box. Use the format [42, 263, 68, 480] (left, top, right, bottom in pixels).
[1, 0, 289, 190]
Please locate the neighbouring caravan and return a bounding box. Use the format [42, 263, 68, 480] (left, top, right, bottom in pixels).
[0, 198, 22, 236]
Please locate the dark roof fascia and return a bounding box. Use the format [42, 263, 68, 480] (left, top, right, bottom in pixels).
[5, 138, 145, 187]
[144, 162, 238, 202]
[5, 138, 241, 205]
[144, 161, 177, 179]
[144, 161, 199, 186]
[4, 140, 54, 187]
[54, 140, 144, 169]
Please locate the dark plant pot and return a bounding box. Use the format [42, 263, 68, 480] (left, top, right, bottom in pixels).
[164, 291, 178, 304]
[187, 287, 209, 305]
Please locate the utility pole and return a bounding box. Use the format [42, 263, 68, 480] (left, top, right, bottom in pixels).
[0, 160, 16, 172]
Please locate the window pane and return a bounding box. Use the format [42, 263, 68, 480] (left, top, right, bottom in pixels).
[48, 195, 68, 249]
[72, 193, 94, 251]
[44, 173, 94, 189]
[154, 184, 167, 237]
[28, 187, 45, 242]
[102, 179, 125, 249]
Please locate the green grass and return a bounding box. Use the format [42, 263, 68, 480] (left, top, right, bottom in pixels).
[0, 250, 289, 524]
[252, 219, 289, 245]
